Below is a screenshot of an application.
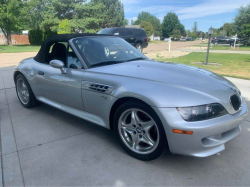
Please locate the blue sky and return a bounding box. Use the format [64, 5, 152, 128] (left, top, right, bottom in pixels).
[120, 0, 249, 32]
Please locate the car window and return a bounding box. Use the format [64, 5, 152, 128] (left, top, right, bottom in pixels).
[124, 29, 133, 36]
[72, 37, 147, 67]
[114, 28, 125, 36]
[44, 42, 67, 65]
[133, 29, 140, 37]
[97, 28, 114, 35]
[67, 45, 83, 69]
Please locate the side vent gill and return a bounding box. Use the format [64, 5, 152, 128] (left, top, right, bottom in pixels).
[82, 81, 114, 95]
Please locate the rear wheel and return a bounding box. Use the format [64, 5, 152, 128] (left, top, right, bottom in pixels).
[15, 74, 40, 108]
[114, 101, 168, 161]
[136, 43, 143, 52]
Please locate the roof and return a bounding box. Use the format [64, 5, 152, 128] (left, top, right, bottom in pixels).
[34, 33, 107, 62]
[125, 25, 140, 28]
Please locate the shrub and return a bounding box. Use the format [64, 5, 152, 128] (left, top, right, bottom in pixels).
[43, 30, 57, 41]
[28, 29, 57, 45]
[28, 29, 43, 45]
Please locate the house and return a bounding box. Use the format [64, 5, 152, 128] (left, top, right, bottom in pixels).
[149, 34, 160, 41]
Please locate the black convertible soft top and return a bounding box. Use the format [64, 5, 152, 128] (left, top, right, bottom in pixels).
[34, 33, 108, 63]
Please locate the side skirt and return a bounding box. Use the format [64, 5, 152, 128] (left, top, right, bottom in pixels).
[36, 96, 110, 129]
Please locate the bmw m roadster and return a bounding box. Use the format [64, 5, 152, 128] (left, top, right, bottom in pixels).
[14, 34, 247, 160]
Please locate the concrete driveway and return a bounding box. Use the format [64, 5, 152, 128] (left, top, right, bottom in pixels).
[0, 54, 250, 186]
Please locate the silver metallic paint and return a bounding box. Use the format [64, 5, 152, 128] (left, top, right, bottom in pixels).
[14, 41, 248, 157]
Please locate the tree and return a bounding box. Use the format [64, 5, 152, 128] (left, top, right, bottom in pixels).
[70, 1, 106, 33]
[223, 23, 233, 36]
[21, 0, 48, 30]
[233, 4, 250, 45]
[192, 22, 198, 33]
[58, 19, 71, 34]
[140, 21, 153, 37]
[40, 0, 126, 33]
[186, 29, 192, 37]
[172, 29, 181, 39]
[39, 0, 106, 33]
[133, 12, 161, 36]
[40, 0, 85, 32]
[93, 0, 126, 28]
[162, 12, 185, 38]
[205, 32, 208, 38]
[199, 31, 203, 38]
[0, 0, 24, 45]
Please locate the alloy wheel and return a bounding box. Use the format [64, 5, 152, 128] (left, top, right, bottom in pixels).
[118, 109, 160, 154]
[136, 44, 142, 52]
[16, 78, 30, 105]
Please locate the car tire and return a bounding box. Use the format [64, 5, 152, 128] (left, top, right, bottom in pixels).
[15, 74, 40, 108]
[114, 100, 168, 161]
[136, 43, 143, 52]
[214, 42, 218, 46]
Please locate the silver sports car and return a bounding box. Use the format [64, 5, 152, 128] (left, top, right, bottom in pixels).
[14, 34, 248, 160]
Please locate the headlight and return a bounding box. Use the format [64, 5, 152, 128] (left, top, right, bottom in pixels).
[177, 103, 227, 122]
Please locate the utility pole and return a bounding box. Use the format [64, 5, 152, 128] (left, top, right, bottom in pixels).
[206, 27, 214, 65]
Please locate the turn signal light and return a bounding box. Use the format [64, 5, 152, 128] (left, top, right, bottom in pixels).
[173, 129, 193, 135]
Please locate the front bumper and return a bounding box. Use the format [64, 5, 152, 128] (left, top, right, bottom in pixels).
[154, 102, 248, 157]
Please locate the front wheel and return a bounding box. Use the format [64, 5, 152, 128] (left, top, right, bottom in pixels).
[136, 43, 143, 52]
[114, 101, 168, 161]
[214, 42, 218, 46]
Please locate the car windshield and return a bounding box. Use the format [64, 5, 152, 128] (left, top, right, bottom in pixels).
[72, 36, 148, 68]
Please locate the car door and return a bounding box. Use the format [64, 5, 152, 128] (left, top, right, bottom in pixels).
[120, 29, 136, 46]
[36, 43, 85, 110]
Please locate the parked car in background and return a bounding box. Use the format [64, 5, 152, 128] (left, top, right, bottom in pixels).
[164, 38, 172, 42]
[186, 37, 194, 41]
[98, 27, 148, 52]
[180, 37, 186, 41]
[211, 36, 238, 46]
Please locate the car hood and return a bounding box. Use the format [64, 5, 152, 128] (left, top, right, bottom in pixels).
[89, 60, 236, 91]
[88, 60, 241, 114]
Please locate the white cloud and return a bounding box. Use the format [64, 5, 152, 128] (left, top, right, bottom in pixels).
[121, 0, 249, 22]
[127, 17, 138, 25]
[176, 0, 249, 20]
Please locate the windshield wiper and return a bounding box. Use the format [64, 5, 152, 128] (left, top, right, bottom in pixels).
[90, 61, 123, 68]
[124, 57, 147, 62]
[89, 57, 147, 68]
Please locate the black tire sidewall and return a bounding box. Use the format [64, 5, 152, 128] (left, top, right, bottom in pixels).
[114, 101, 168, 161]
[15, 74, 35, 108]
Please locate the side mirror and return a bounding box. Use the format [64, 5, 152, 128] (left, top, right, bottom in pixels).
[49, 60, 67, 74]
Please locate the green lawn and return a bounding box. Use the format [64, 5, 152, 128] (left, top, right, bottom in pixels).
[210, 45, 250, 51]
[157, 52, 250, 80]
[0, 45, 40, 53]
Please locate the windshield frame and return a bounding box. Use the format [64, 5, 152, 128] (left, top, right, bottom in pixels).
[70, 36, 148, 69]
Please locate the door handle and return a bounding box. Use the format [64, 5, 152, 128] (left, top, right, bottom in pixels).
[38, 71, 44, 75]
